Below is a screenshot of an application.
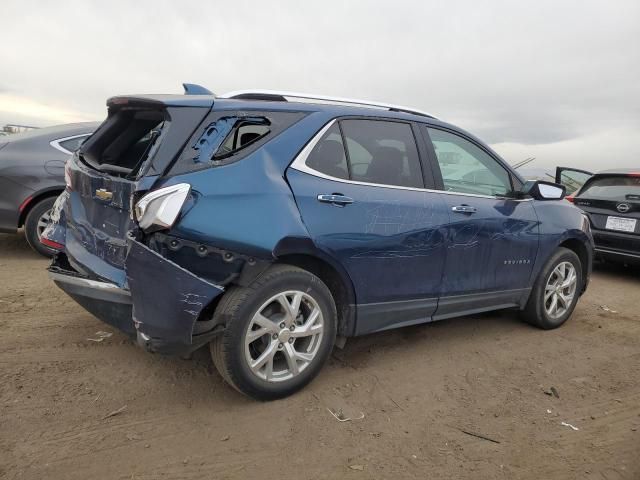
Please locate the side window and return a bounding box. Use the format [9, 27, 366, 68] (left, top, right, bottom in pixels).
[58, 135, 90, 153]
[305, 123, 349, 180]
[427, 128, 511, 196]
[217, 120, 270, 156]
[340, 120, 423, 188]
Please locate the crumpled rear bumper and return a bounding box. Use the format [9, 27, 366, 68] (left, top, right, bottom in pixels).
[49, 238, 225, 355]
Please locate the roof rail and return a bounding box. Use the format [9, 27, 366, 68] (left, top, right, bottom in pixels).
[218, 89, 435, 119]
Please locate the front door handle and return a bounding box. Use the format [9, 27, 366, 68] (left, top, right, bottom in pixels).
[317, 194, 354, 206]
[451, 204, 477, 214]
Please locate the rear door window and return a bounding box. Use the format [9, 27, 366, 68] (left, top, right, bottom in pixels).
[304, 119, 424, 189]
[340, 120, 423, 188]
[305, 123, 349, 180]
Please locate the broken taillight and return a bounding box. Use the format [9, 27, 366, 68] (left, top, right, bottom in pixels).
[40, 237, 64, 250]
[134, 183, 191, 231]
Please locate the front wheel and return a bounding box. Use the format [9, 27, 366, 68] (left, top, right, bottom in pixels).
[522, 247, 583, 329]
[210, 265, 337, 400]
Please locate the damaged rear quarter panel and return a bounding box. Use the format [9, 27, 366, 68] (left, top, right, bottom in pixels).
[164, 112, 333, 258]
[125, 237, 223, 346]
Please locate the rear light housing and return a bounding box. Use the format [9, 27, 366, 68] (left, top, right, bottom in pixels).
[565, 194, 574, 203]
[134, 183, 191, 231]
[40, 237, 64, 250]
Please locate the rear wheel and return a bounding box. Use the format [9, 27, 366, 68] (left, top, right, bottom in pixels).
[522, 247, 582, 329]
[24, 197, 57, 257]
[210, 265, 337, 400]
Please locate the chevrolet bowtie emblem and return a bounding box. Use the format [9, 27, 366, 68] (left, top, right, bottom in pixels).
[95, 188, 113, 201]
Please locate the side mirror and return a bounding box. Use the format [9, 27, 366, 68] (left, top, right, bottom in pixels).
[520, 180, 566, 200]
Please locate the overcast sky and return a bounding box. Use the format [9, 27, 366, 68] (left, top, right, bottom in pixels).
[1, 0, 638, 172]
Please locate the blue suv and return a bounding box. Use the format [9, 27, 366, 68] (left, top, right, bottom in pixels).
[43, 87, 594, 400]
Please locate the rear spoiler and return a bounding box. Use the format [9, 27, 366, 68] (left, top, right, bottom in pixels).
[106, 94, 215, 109]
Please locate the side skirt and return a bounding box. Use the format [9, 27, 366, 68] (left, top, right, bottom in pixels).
[354, 288, 531, 336]
[433, 288, 531, 321]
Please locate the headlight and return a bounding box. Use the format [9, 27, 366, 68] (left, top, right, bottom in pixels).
[134, 183, 191, 231]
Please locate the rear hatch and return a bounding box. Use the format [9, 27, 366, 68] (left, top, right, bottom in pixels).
[574, 173, 640, 241]
[63, 97, 211, 285]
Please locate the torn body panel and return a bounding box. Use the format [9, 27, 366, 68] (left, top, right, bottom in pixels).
[44, 113, 326, 354]
[41, 190, 69, 247]
[50, 235, 225, 355]
[125, 237, 223, 349]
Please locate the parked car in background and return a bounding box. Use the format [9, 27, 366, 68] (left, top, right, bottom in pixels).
[44, 89, 593, 400]
[0, 122, 98, 255]
[557, 167, 640, 265]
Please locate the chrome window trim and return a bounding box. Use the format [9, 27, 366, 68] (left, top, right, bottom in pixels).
[50, 133, 91, 155]
[289, 119, 532, 201]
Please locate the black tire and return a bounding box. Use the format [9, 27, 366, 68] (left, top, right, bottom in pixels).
[24, 197, 57, 257]
[521, 247, 583, 329]
[210, 264, 337, 400]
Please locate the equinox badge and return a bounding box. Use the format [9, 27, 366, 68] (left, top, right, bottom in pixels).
[95, 188, 113, 201]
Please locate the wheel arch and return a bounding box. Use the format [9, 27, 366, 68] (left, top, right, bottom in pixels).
[558, 237, 591, 293]
[18, 187, 64, 227]
[273, 237, 358, 337]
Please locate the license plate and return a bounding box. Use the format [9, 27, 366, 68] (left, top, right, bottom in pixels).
[605, 216, 637, 233]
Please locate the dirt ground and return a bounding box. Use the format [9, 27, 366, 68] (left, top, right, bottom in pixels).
[0, 232, 639, 480]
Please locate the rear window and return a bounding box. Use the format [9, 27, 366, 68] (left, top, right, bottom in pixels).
[79, 109, 165, 177]
[579, 175, 640, 202]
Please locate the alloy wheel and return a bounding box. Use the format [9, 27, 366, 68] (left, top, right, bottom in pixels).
[544, 261, 577, 319]
[244, 290, 324, 382]
[36, 210, 51, 240]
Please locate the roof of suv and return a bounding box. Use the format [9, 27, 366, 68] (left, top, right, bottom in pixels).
[107, 91, 520, 181]
[107, 91, 438, 123]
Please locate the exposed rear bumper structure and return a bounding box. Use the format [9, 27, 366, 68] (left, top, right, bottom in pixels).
[49, 238, 226, 355]
[50, 268, 136, 337]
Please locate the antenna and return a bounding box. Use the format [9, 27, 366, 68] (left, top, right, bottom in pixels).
[512, 157, 535, 169]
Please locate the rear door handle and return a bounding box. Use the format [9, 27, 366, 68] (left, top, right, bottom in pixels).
[317, 194, 354, 206]
[451, 205, 477, 214]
